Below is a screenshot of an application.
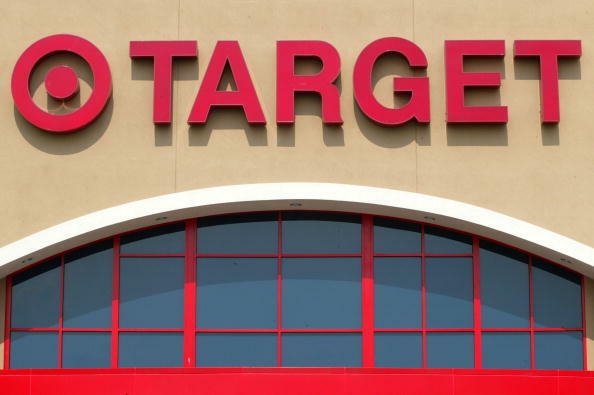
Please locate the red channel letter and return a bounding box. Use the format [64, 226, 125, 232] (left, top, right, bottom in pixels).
[130, 41, 197, 124]
[188, 41, 265, 124]
[276, 41, 342, 125]
[354, 37, 430, 125]
[445, 40, 507, 123]
[514, 40, 581, 123]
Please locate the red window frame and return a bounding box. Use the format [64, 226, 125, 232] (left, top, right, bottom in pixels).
[3, 211, 588, 370]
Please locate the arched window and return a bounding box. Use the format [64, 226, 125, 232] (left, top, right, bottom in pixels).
[5, 212, 585, 370]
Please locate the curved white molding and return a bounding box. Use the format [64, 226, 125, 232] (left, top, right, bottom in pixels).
[1, 182, 593, 277]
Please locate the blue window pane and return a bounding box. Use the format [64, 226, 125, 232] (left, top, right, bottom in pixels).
[119, 332, 183, 368]
[535, 331, 583, 370]
[425, 227, 472, 255]
[480, 242, 529, 328]
[482, 332, 530, 369]
[11, 258, 60, 328]
[119, 258, 184, 329]
[533, 259, 582, 329]
[374, 218, 421, 254]
[196, 333, 277, 367]
[426, 258, 473, 329]
[427, 332, 474, 368]
[10, 331, 58, 369]
[62, 332, 111, 368]
[375, 332, 422, 368]
[374, 258, 421, 329]
[282, 333, 361, 367]
[282, 212, 361, 254]
[120, 222, 185, 255]
[64, 242, 112, 328]
[197, 258, 277, 329]
[198, 213, 277, 254]
[282, 258, 361, 329]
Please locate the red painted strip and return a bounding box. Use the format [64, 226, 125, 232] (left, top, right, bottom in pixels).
[5, 368, 594, 395]
[472, 238, 481, 369]
[111, 238, 120, 368]
[4, 276, 12, 369]
[184, 219, 197, 368]
[361, 215, 374, 367]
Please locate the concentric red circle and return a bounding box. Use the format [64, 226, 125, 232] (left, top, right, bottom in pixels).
[44, 65, 79, 100]
[12, 34, 112, 133]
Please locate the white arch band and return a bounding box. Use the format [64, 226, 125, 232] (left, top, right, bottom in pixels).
[1, 183, 593, 277]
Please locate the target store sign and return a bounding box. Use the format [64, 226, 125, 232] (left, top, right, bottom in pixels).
[11, 34, 581, 133]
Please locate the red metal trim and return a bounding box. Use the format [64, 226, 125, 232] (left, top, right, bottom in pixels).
[277, 212, 282, 367]
[581, 276, 587, 370]
[472, 237, 481, 369]
[421, 224, 427, 368]
[375, 328, 473, 333]
[197, 254, 277, 258]
[58, 255, 65, 369]
[3, 277, 11, 369]
[111, 238, 120, 368]
[117, 329, 183, 332]
[120, 254, 185, 258]
[3, 210, 588, 373]
[528, 256, 535, 370]
[184, 220, 197, 368]
[8, 209, 583, 279]
[374, 254, 473, 258]
[361, 215, 374, 367]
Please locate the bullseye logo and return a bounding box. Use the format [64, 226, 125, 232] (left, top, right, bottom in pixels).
[11, 34, 111, 133]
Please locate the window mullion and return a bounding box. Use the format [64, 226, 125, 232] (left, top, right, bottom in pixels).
[184, 219, 197, 367]
[361, 215, 374, 367]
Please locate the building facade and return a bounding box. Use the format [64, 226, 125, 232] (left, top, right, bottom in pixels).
[0, 0, 593, 393]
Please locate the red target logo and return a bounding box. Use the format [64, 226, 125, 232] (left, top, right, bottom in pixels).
[12, 34, 111, 133]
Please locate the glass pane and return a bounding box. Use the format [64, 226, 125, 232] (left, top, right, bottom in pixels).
[198, 213, 277, 254]
[64, 242, 112, 328]
[62, 332, 111, 368]
[482, 332, 530, 369]
[374, 218, 421, 254]
[535, 331, 583, 370]
[282, 333, 361, 367]
[282, 212, 361, 254]
[426, 332, 474, 368]
[10, 331, 58, 369]
[197, 258, 277, 329]
[375, 332, 422, 368]
[119, 332, 183, 368]
[119, 257, 184, 329]
[426, 258, 473, 329]
[533, 259, 582, 329]
[120, 222, 185, 255]
[425, 227, 472, 255]
[374, 258, 421, 329]
[11, 258, 60, 328]
[480, 242, 529, 328]
[196, 333, 277, 367]
[282, 257, 361, 329]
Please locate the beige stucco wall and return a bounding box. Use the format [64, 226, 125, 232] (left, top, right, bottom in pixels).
[0, 0, 593, 369]
[0, 0, 592, 250]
